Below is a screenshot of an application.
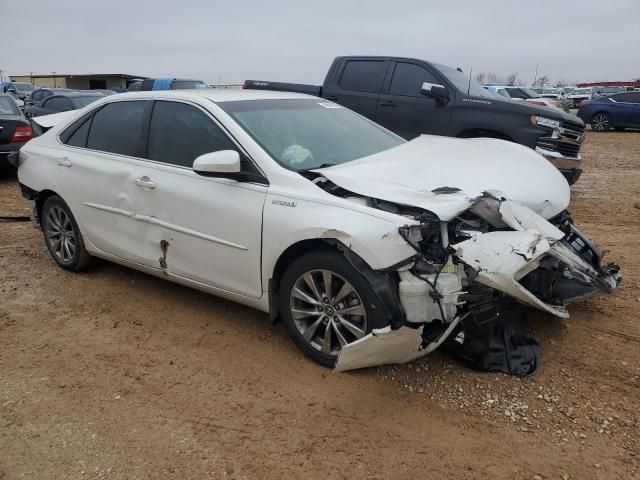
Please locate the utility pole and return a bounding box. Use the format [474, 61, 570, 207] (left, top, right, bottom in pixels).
[52, 72, 57, 88]
[533, 62, 540, 87]
[0, 68, 3, 83]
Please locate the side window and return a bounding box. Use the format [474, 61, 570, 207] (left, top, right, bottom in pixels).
[86, 101, 147, 156]
[339, 60, 387, 93]
[65, 117, 92, 148]
[147, 101, 238, 168]
[612, 92, 640, 103]
[497, 89, 510, 98]
[388, 62, 440, 97]
[44, 97, 72, 111]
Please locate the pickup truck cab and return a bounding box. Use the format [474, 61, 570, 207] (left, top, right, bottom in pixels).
[245, 56, 585, 184]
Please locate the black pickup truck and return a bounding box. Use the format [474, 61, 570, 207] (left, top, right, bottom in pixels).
[245, 56, 585, 184]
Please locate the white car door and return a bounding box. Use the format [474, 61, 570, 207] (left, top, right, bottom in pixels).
[54, 100, 152, 263]
[131, 100, 267, 298]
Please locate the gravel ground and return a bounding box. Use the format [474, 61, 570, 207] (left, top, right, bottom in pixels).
[1, 131, 639, 479]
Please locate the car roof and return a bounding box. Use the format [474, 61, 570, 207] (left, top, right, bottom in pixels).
[109, 89, 317, 103]
[49, 91, 106, 98]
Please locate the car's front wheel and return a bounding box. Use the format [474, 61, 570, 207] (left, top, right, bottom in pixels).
[591, 112, 611, 132]
[41, 195, 92, 271]
[279, 250, 388, 367]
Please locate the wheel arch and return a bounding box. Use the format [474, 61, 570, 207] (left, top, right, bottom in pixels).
[267, 238, 407, 326]
[34, 189, 62, 226]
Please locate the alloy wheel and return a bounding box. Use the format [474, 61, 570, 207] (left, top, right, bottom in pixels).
[591, 113, 610, 132]
[45, 206, 77, 263]
[289, 269, 367, 356]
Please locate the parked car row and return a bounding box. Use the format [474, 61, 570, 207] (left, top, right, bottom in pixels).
[577, 91, 640, 131]
[15, 89, 620, 373]
[0, 93, 32, 170]
[483, 85, 567, 111]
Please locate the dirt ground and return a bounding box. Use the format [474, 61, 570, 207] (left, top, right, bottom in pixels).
[1, 131, 639, 480]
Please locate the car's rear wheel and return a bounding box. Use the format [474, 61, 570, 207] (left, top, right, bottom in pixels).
[42, 195, 92, 271]
[591, 112, 610, 132]
[279, 250, 388, 367]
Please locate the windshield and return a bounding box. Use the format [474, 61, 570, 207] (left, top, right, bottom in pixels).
[14, 83, 35, 92]
[218, 99, 404, 171]
[0, 97, 19, 115]
[520, 88, 541, 98]
[71, 96, 103, 108]
[171, 80, 209, 89]
[543, 88, 559, 94]
[571, 88, 590, 95]
[433, 64, 498, 99]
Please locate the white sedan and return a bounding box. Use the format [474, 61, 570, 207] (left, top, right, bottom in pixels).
[17, 90, 620, 373]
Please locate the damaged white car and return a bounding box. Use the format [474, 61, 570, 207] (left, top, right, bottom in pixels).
[17, 90, 620, 375]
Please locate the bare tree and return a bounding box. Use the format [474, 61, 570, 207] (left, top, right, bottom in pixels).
[506, 73, 518, 85]
[475, 72, 486, 84]
[535, 75, 549, 87]
[487, 72, 500, 84]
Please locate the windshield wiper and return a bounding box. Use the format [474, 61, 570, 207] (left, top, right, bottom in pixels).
[300, 163, 338, 172]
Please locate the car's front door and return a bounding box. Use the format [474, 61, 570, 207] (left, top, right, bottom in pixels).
[131, 100, 267, 298]
[375, 61, 452, 139]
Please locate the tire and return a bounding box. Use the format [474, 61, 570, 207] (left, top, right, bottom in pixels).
[41, 195, 92, 271]
[279, 249, 389, 367]
[591, 112, 611, 132]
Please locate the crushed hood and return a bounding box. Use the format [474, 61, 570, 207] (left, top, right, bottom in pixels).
[314, 135, 570, 220]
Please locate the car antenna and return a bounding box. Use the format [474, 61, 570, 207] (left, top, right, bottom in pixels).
[467, 67, 472, 95]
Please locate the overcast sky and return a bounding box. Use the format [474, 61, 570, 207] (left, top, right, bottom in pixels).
[3, 0, 639, 86]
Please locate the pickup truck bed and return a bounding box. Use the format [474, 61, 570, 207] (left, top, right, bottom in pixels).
[244, 80, 321, 97]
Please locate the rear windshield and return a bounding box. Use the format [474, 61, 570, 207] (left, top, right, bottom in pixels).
[71, 96, 103, 108]
[0, 97, 18, 115]
[14, 83, 35, 92]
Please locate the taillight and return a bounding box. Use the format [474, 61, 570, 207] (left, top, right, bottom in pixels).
[11, 125, 33, 143]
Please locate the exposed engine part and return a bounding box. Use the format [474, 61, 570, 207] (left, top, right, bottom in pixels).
[398, 270, 464, 324]
[446, 301, 540, 376]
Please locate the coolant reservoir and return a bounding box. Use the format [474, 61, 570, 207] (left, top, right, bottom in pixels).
[398, 270, 462, 323]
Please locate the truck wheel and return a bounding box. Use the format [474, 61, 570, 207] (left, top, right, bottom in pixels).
[279, 250, 388, 367]
[591, 113, 610, 132]
[41, 195, 92, 271]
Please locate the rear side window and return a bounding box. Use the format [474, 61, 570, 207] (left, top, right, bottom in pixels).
[87, 101, 147, 156]
[147, 101, 237, 167]
[44, 97, 72, 112]
[388, 63, 440, 97]
[339, 60, 387, 93]
[65, 117, 92, 148]
[611, 92, 640, 103]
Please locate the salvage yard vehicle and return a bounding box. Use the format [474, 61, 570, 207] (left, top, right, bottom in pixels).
[25, 92, 104, 118]
[567, 87, 599, 108]
[484, 85, 567, 111]
[17, 90, 620, 374]
[577, 92, 640, 131]
[0, 93, 32, 170]
[245, 56, 586, 184]
[139, 78, 209, 91]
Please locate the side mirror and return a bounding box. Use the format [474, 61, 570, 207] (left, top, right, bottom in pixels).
[8, 88, 17, 94]
[420, 82, 449, 105]
[193, 150, 240, 176]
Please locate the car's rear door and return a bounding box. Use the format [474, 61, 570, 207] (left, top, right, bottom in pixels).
[56, 100, 151, 263]
[322, 58, 389, 119]
[131, 99, 267, 298]
[375, 60, 452, 139]
[611, 92, 640, 127]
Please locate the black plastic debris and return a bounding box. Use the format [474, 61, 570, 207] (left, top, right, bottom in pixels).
[446, 304, 540, 376]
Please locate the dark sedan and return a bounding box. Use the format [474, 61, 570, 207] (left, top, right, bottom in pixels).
[577, 92, 640, 131]
[25, 92, 104, 118]
[25, 88, 77, 106]
[0, 94, 32, 170]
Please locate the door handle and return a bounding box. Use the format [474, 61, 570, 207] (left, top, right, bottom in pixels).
[134, 177, 156, 189]
[379, 100, 396, 107]
[57, 157, 72, 167]
[324, 95, 339, 101]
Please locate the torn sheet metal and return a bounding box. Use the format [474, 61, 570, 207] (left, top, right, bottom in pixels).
[454, 230, 569, 317]
[334, 316, 463, 372]
[498, 200, 564, 241]
[334, 326, 425, 372]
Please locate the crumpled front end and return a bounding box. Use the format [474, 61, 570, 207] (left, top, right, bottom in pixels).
[335, 191, 620, 374]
